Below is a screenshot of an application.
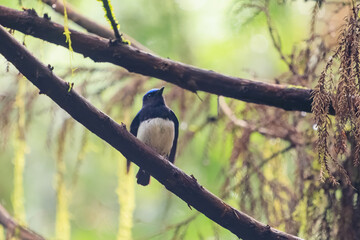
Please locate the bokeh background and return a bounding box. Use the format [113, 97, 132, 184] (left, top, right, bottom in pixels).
[0, 0, 356, 240]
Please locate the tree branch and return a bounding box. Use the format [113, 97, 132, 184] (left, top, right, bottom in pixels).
[218, 96, 304, 145]
[0, 25, 302, 240]
[41, 0, 150, 51]
[0, 5, 334, 115]
[0, 204, 44, 240]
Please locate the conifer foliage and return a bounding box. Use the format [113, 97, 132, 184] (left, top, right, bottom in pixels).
[312, 3, 360, 184]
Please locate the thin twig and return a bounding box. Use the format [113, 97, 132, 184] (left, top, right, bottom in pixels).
[0, 204, 45, 240]
[41, 0, 149, 51]
[98, 0, 121, 40]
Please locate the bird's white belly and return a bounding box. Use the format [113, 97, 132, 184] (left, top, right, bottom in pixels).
[137, 118, 175, 157]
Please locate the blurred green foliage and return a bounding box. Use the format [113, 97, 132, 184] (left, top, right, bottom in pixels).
[0, 0, 358, 240]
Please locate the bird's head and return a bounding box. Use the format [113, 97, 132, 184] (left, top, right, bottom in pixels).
[142, 87, 165, 107]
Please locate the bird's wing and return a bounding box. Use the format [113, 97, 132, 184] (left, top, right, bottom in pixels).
[130, 111, 140, 136]
[127, 111, 141, 173]
[168, 109, 179, 163]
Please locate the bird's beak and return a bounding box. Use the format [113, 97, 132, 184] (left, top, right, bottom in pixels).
[157, 87, 165, 95]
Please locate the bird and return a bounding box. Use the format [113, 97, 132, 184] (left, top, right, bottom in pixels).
[127, 87, 179, 186]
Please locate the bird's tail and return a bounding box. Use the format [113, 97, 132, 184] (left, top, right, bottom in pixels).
[136, 169, 150, 186]
[126, 160, 131, 173]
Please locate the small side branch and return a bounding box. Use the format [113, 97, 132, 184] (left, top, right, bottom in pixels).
[0, 204, 45, 240]
[98, 0, 121, 40]
[41, 0, 148, 50]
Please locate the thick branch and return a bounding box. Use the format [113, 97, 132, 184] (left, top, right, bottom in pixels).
[0, 204, 44, 240]
[0, 5, 333, 115]
[0, 25, 302, 240]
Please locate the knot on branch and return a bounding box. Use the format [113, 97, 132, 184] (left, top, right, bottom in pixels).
[43, 13, 51, 20]
[47, 64, 54, 71]
[22, 7, 38, 17]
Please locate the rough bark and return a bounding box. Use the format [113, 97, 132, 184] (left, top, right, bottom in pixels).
[0, 5, 334, 115]
[0, 25, 303, 240]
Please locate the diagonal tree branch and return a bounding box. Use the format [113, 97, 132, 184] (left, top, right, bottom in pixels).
[0, 204, 45, 240]
[0, 25, 302, 240]
[41, 0, 150, 51]
[0, 5, 334, 115]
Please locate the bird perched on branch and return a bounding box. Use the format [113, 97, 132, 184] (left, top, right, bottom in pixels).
[127, 87, 179, 186]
